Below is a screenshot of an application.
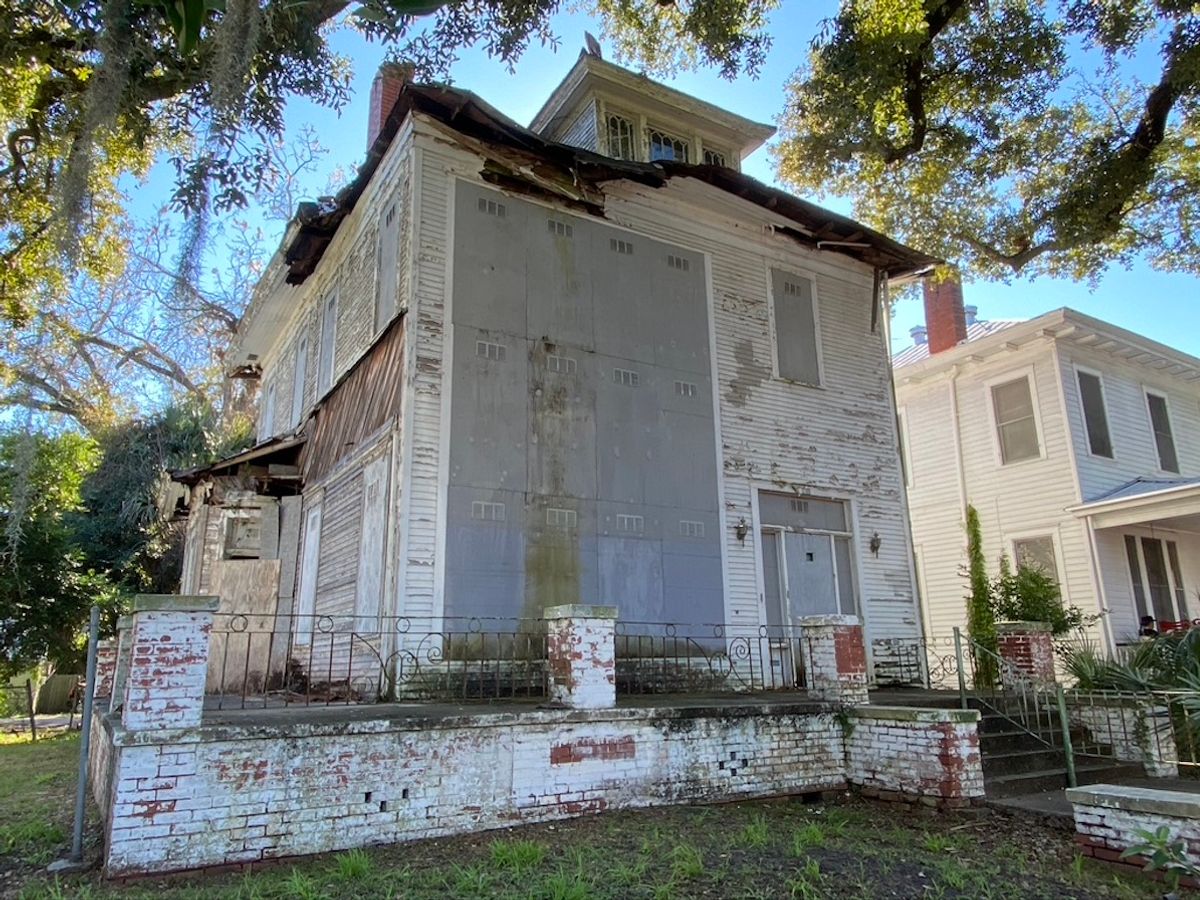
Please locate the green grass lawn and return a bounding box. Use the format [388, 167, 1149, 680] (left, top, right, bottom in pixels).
[1, 732, 1165, 899]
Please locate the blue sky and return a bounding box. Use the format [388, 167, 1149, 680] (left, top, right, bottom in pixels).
[175, 2, 1200, 356]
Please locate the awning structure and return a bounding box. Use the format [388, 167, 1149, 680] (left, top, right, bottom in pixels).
[172, 434, 306, 492]
[1071, 476, 1200, 531]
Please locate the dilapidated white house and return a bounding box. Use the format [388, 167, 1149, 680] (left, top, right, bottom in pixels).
[176, 50, 937, 684]
[895, 283, 1200, 652]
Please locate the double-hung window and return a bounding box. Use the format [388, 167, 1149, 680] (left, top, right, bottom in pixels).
[991, 376, 1040, 464]
[317, 291, 338, 397]
[1076, 369, 1113, 458]
[1145, 390, 1179, 473]
[1013, 535, 1059, 583]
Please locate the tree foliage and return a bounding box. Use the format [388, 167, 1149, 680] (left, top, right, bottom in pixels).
[0, 0, 775, 323]
[0, 431, 123, 677]
[778, 0, 1200, 280]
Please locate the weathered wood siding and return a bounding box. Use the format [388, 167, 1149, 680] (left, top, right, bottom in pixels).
[558, 100, 598, 152]
[401, 119, 920, 649]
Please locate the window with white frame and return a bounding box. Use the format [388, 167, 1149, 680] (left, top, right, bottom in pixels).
[1145, 391, 1179, 473]
[1013, 535, 1059, 583]
[702, 148, 727, 167]
[770, 269, 821, 386]
[648, 128, 689, 162]
[1076, 369, 1113, 458]
[260, 381, 276, 440]
[991, 376, 1040, 464]
[605, 114, 636, 160]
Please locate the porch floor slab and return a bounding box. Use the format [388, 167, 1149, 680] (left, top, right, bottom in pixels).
[197, 690, 831, 728]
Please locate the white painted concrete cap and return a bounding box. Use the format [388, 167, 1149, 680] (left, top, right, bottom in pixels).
[1067, 784, 1200, 818]
[543, 605, 618, 620]
[795, 614, 861, 628]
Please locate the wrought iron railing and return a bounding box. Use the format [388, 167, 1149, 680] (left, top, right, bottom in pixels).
[614, 621, 806, 694]
[202, 614, 814, 710]
[870, 636, 962, 687]
[205, 613, 549, 710]
[1064, 689, 1200, 776]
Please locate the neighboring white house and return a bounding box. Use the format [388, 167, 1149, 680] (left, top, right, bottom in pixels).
[176, 48, 938, 684]
[895, 283, 1200, 653]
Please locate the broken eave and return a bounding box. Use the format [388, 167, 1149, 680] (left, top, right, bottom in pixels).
[282, 84, 940, 286]
[172, 434, 307, 490]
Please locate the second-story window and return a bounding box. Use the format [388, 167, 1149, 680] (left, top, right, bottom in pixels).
[991, 376, 1040, 464]
[317, 290, 337, 396]
[648, 128, 689, 162]
[770, 269, 821, 386]
[1146, 390, 1179, 473]
[703, 148, 727, 167]
[290, 335, 309, 427]
[1076, 369, 1113, 458]
[605, 114, 636, 160]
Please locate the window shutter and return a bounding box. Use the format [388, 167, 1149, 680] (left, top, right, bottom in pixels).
[771, 270, 821, 386]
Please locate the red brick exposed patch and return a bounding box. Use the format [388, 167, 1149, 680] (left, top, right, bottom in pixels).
[833, 627, 867, 675]
[550, 736, 637, 765]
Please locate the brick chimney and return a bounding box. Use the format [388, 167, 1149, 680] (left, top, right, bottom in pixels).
[367, 63, 413, 150]
[922, 272, 968, 354]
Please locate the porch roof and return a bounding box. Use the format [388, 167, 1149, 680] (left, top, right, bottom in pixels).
[1070, 476, 1200, 530]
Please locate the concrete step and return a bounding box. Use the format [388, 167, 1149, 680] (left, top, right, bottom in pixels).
[985, 760, 1145, 799]
[982, 747, 1069, 778]
[978, 728, 1057, 753]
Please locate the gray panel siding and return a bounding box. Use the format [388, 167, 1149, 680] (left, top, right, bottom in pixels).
[559, 100, 598, 152]
[446, 183, 723, 624]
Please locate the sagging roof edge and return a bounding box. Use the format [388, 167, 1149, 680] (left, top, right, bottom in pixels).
[284, 83, 940, 285]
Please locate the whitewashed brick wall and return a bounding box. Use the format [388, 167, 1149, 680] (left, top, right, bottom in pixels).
[100, 705, 846, 876]
[1069, 784, 1200, 877]
[845, 706, 985, 805]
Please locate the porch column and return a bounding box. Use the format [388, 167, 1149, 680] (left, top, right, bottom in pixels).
[995, 621, 1056, 687]
[798, 614, 870, 706]
[121, 595, 219, 731]
[544, 605, 618, 710]
[93, 639, 118, 700]
[110, 615, 134, 710]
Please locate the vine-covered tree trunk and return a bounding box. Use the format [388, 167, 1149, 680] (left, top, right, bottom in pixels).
[965, 504, 998, 687]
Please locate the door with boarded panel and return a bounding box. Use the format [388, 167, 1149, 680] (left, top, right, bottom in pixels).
[296, 502, 322, 643]
[783, 532, 838, 618]
[355, 456, 389, 632]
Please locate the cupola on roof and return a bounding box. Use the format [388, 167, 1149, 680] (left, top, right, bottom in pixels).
[530, 49, 775, 170]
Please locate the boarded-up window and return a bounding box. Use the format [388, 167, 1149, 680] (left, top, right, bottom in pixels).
[317, 291, 337, 396]
[1013, 535, 1058, 583]
[771, 270, 821, 385]
[295, 502, 323, 643]
[758, 492, 848, 532]
[375, 201, 400, 333]
[260, 382, 276, 440]
[1076, 370, 1112, 458]
[354, 457, 388, 631]
[1146, 391, 1179, 473]
[991, 376, 1039, 463]
[291, 335, 309, 427]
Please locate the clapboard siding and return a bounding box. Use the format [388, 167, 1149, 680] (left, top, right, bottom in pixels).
[314, 469, 363, 618]
[1059, 343, 1200, 501]
[900, 340, 1099, 645]
[559, 100, 598, 151]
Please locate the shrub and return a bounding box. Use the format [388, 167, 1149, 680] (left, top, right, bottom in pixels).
[989, 555, 1089, 637]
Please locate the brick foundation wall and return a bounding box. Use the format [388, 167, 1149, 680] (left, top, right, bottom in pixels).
[91, 698, 987, 876]
[799, 615, 870, 706]
[1070, 700, 1178, 778]
[995, 621, 1055, 686]
[1069, 785, 1200, 881]
[845, 706, 985, 805]
[98, 704, 846, 876]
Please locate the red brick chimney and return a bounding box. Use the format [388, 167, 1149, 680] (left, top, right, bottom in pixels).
[367, 63, 413, 150]
[922, 271, 968, 354]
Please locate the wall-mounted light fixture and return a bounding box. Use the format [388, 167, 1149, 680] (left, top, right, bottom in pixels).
[869, 532, 882, 557]
[735, 517, 748, 543]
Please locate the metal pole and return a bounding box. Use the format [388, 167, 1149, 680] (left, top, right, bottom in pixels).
[1056, 683, 1077, 789]
[953, 627, 968, 710]
[25, 678, 36, 743]
[70, 606, 100, 862]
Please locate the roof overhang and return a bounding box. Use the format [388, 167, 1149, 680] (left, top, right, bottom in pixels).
[173, 434, 307, 487]
[1071, 481, 1200, 531]
[896, 307, 1200, 386]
